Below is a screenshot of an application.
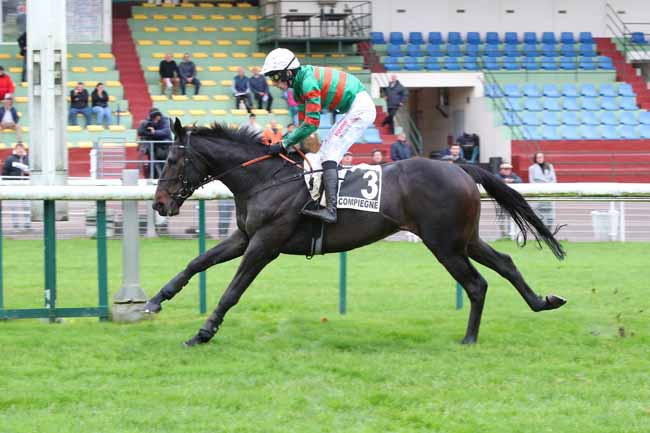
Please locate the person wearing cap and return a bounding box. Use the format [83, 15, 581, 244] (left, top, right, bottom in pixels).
[0, 96, 23, 143]
[340, 152, 354, 168]
[260, 47, 376, 224]
[0, 66, 15, 100]
[498, 162, 522, 184]
[68, 82, 92, 126]
[137, 108, 172, 179]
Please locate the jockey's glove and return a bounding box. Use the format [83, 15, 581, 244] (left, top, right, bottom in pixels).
[266, 142, 287, 155]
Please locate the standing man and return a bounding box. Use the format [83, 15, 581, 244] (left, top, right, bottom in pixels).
[159, 53, 180, 97]
[381, 74, 407, 134]
[249, 67, 273, 112]
[178, 53, 201, 96]
[390, 133, 414, 161]
[2, 142, 30, 229]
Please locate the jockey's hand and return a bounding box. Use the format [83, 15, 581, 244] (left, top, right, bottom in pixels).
[266, 142, 286, 155]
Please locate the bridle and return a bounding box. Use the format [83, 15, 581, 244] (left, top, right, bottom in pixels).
[157, 130, 312, 203]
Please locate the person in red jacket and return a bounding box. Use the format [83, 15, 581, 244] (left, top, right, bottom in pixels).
[0, 66, 16, 99]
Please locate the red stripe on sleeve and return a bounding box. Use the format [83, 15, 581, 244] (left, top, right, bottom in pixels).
[305, 117, 320, 127]
[329, 71, 347, 109]
[321, 68, 333, 101]
[298, 111, 305, 122]
[302, 90, 320, 100]
[306, 102, 321, 113]
[314, 67, 321, 81]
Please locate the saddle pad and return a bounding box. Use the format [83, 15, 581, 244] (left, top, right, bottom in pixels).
[303, 153, 382, 213]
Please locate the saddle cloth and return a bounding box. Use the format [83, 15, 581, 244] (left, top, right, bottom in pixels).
[303, 152, 382, 213]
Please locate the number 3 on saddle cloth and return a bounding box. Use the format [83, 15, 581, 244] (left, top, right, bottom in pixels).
[302, 152, 383, 258]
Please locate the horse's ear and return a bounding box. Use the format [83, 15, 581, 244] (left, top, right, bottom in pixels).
[173, 117, 184, 138]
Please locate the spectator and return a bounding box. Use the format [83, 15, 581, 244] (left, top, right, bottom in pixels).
[498, 162, 522, 184]
[17, 32, 26, 83]
[137, 108, 172, 179]
[91, 82, 112, 127]
[68, 82, 92, 126]
[390, 133, 414, 161]
[381, 74, 407, 134]
[232, 67, 252, 113]
[371, 149, 384, 165]
[262, 118, 282, 145]
[341, 152, 353, 168]
[2, 142, 30, 229]
[528, 152, 557, 229]
[241, 113, 261, 134]
[441, 143, 467, 164]
[286, 123, 296, 134]
[249, 67, 273, 112]
[178, 52, 201, 96]
[283, 88, 298, 125]
[0, 66, 15, 100]
[0, 96, 23, 143]
[159, 53, 180, 97]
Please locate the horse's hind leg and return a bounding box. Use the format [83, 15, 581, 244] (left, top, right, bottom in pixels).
[143, 229, 248, 314]
[468, 239, 566, 312]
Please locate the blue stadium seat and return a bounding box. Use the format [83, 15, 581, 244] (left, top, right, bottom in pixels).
[601, 125, 619, 139]
[406, 44, 423, 57]
[484, 58, 500, 70]
[463, 57, 479, 70]
[620, 97, 637, 111]
[579, 44, 596, 56]
[631, 32, 647, 44]
[542, 32, 556, 44]
[485, 45, 501, 57]
[562, 97, 581, 111]
[542, 126, 560, 139]
[581, 111, 599, 126]
[618, 83, 635, 97]
[640, 124, 650, 138]
[521, 127, 542, 140]
[579, 58, 597, 70]
[542, 111, 561, 126]
[504, 97, 522, 111]
[428, 32, 443, 44]
[389, 32, 405, 45]
[599, 84, 616, 97]
[541, 44, 556, 57]
[465, 44, 480, 57]
[486, 32, 500, 44]
[561, 126, 581, 139]
[524, 98, 542, 111]
[504, 84, 521, 97]
[503, 58, 520, 70]
[502, 111, 522, 126]
[560, 32, 575, 44]
[446, 44, 463, 57]
[504, 32, 519, 45]
[443, 57, 461, 70]
[562, 84, 579, 97]
[523, 58, 539, 70]
[425, 60, 441, 71]
[601, 97, 619, 110]
[409, 32, 424, 44]
[504, 45, 519, 57]
[523, 84, 541, 97]
[620, 111, 638, 125]
[524, 32, 538, 44]
[541, 57, 558, 70]
[384, 61, 401, 71]
[426, 44, 444, 57]
[581, 126, 600, 139]
[404, 58, 422, 71]
[447, 32, 463, 45]
[523, 44, 539, 56]
[560, 57, 576, 69]
[371, 32, 385, 44]
[484, 84, 503, 98]
[387, 44, 403, 57]
[620, 125, 638, 139]
[363, 128, 382, 143]
[543, 98, 561, 111]
[522, 112, 541, 126]
[579, 32, 594, 44]
[582, 97, 600, 111]
[580, 83, 598, 97]
[560, 44, 577, 57]
[639, 112, 650, 125]
[562, 111, 581, 126]
[466, 32, 481, 44]
[543, 84, 560, 98]
[598, 57, 615, 70]
[600, 111, 618, 125]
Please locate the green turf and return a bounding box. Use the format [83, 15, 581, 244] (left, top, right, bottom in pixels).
[1, 239, 649, 432]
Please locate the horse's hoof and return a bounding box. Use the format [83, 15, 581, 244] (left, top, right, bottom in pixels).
[546, 295, 567, 309]
[183, 329, 213, 347]
[460, 336, 477, 345]
[182, 336, 202, 347]
[142, 301, 162, 314]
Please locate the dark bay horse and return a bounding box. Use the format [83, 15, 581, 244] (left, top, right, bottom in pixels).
[148, 119, 567, 346]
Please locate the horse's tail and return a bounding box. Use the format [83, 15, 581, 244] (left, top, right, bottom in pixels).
[459, 164, 565, 260]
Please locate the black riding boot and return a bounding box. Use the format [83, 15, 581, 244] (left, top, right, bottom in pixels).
[302, 160, 338, 224]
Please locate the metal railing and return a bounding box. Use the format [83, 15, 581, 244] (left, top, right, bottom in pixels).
[605, 3, 650, 62]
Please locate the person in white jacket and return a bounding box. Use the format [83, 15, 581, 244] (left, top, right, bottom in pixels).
[528, 152, 557, 228]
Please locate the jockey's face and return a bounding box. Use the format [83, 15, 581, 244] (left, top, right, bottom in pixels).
[271, 79, 289, 90]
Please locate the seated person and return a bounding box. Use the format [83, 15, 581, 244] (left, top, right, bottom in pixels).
[91, 82, 112, 127]
[68, 82, 92, 126]
[261, 119, 282, 145]
[137, 108, 172, 179]
[498, 162, 522, 183]
[250, 67, 273, 112]
[371, 149, 384, 165]
[440, 143, 467, 164]
[0, 66, 15, 99]
[159, 53, 180, 97]
[241, 113, 262, 134]
[0, 96, 23, 143]
[232, 67, 252, 113]
[178, 53, 201, 96]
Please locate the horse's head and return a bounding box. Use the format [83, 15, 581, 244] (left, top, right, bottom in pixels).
[153, 118, 205, 216]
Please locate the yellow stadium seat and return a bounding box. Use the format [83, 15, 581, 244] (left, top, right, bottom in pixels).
[220, 80, 233, 86]
[296, 54, 306, 59]
[311, 54, 325, 58]
[231, 109, 247, 115]
[66, 53, 73, 59]
[77, 141, 94, 148]
[109, 125, 126, 132]
[347, 66, 362, 72]
[211, 109, 227, 116]
[199, 3, 214, 7]
[196, 66, 204, 72]
[168, 109, 186, 116]
[151, 95, 167, 101]
[178, 40, 193, 46]
[201, 80, 216, 86]
[272, 108, 289, 115]
[133, 14, 147, 20]
[213, 95, 229, 101]
[236, 40, 251, 46]
[138, 40, 154, 46]
[217, 40, 232, 46]
[163, 26, 179, 32]
[20, 82, 27, 88]
[159, 40, 173, 46]
[15, 96, 28, 103]
[71, 66, 87, 73]
[197, 40, 213, 46]
[248, 15, 260, 20]
[172, 95, 189, 101]
[208, 66, 224, 72]
[212, 52, 227, 58]
[78, 53, 93, 59]
[161, 2, 175, 7]
[238, 3, 253, 8]
[331, 66, 343, 70]
[189, 109, 207, 116]
[153, 14, 167, 20]
[218, 3, 232, 8]
[87, 125, 105, 132]
[252, 109, 268, 115]
[191, 14, 206, 20]
[180, 2, 194, 7]
[92, 67, 108, 73]
[222, 26, 236, 32]
[193, 52, 209, 58]
[109, 96, 116, 102]
[144, 26, 158, 32]
[147, 66, 158, 72]
[229, 14, 243, 20]
[20, 126, 28, 132]
[152, 53, 165, 58]
[172, 53, 184, 58]
[172, 14, 187, 20]
[210, 14, 224, 20]
[98, 53, 114, 59]
[232, 52, 248, 58]
[202, 26, 217, 32]
[241, 26, 255, 32]
[192, 95, 209, 101]
[252, 52, 266, 58]
[183, 26, 198, 32]
[227, 66, 239, 72]
[141, 2, 154, 6]
[331, 53, 347, 58]
[106, 81, 122, 87]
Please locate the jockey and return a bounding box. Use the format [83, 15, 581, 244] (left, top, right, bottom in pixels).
[262, 48, 377, 224]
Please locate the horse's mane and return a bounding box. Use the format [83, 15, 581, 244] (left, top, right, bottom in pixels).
[188, 122, 262, 147]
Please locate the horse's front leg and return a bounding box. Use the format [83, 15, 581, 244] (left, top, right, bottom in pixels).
[144, 229, 249, 314]
[184, 231, 282, 346]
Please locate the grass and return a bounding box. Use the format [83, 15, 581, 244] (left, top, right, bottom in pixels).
[1, 239, 649, 433]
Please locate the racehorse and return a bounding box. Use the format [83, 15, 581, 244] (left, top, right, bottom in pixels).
[147, 119, 567, 347]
